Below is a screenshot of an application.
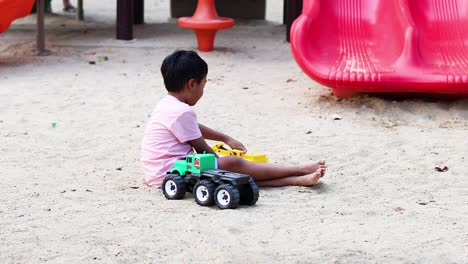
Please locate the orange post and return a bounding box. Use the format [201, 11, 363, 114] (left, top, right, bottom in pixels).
[177, 0, 234, 52]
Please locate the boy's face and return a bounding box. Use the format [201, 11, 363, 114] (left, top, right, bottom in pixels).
[187, 76, 207, 106]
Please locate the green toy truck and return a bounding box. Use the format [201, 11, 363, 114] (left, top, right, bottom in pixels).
[162, 153, 259, 209]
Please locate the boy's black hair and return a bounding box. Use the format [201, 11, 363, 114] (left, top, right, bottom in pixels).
[160, 50, 208, 92]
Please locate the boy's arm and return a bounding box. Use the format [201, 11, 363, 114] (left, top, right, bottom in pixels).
[188, 137, 217, 155]
[198, 123, 228, 142]
[198, 123, 247, 152]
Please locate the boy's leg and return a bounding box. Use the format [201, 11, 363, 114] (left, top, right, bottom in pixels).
[256, 172, 323, 187]
[218, 156, 326, 183]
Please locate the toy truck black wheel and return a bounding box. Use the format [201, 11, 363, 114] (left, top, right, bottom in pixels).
[193, 180, 216, 206]
[214, 184, 240, 209]
[239, 179, 259, 206]
[162, 174, 187, 199]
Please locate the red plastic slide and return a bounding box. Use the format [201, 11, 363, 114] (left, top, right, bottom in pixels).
[290, 0, 468, 98]
[0, 0, 35, 33]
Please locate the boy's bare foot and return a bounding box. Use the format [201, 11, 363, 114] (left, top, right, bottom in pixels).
[300, 160, 327, 176]
[295, 168, 324, 186]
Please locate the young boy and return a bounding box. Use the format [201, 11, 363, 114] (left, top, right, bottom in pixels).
[141, 50, 326, 188]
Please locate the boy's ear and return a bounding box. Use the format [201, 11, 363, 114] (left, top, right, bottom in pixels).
[187, 78, 197, 90]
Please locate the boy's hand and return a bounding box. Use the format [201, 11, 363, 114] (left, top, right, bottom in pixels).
[225, 137, 247, 152]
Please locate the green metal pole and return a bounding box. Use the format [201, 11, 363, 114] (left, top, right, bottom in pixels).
[36, 0, 50, 55]
[134, 0, 144, 24]
[77, 0, 84, 21]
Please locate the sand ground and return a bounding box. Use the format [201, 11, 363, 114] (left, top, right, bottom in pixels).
[1, 1, 468, 263]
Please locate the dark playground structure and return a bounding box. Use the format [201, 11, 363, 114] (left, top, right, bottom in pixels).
[34, 0, 303, 54]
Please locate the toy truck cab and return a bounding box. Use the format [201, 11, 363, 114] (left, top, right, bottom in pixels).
[163, 153, 259, 209]
[170, 153, 216, 176]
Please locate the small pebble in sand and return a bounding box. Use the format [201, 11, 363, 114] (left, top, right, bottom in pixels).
[332, 114, 342, 120]
[434, 166, 449, 172]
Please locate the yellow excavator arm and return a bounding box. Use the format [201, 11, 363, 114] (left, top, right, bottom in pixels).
[211, 143, 268, 163]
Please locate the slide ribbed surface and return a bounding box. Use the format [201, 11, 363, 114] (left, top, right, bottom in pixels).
[291, 0, 468, 97]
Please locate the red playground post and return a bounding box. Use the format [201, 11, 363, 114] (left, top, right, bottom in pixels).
[177, 0, 234, 52]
